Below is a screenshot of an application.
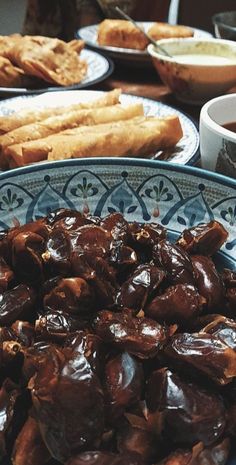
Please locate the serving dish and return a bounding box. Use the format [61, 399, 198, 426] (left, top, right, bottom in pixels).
[0, 90, 199, 166]
[0, 49, 114, 97]
[0, 158, 236, 465]
[77, 22, 212, 66]
[200, 93, 236, 177]
[148, 38, 236, 105]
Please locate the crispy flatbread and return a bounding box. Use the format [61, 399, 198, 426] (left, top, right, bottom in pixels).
[0, 34, 22, 59]
[7, 35, 87, 86]
[97, 19, 148, 50]
[0, 103, 143, 155]
[0, 56, 26, 87]
[6, 115, 183, 167]
[148, 22, 194, 40]
[0, 89, 121, 135]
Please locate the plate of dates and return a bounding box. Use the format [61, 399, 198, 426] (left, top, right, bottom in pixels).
[0, 158, 236, 465]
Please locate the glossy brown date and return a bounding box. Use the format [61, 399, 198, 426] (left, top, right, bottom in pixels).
[67, 451, 143, 465]
[165, 332, 236, 385]
[154, 438, 230, 465]
[12, 416, 50, 465]
[117, 264, 165, 311]
[146, 284, 203, 324]
[146, 368, 226, 445]
[191, 255, 225, 311]
[94, 310, 170, 359]
[0, 257, 14, 293]
[29, 344, 104, 462]
[0, 284, 36, 326]
[43, 277, 94, 316]
[104, 351, 143, 420]
[0, 380, 19, 460]
[35, 311, 87, 343]
[176, 221, 228, 256]
[200, 315, 236, 350]
[153, 240, 195, 285]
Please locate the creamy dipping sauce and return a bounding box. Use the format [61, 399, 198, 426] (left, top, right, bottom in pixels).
[173, 54, 235, 65]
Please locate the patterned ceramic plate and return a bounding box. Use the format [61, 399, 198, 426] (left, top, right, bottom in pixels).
[0, 49, 114, 97]
[77, 22, 212, 65]
[0, 89, 199, 165]
[0, 158, 235, 270]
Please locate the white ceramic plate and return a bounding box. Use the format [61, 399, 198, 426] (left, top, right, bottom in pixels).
[77, 22, 212, 65]
[0, 90, 199, 166]
[0, 49, 114, 97]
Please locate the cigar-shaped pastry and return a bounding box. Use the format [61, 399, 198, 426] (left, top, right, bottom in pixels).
[0, 103, 144, 156]
[0, 89, 121, 135]
[6, 115, 183, 167]
[148, 22, 193, 41]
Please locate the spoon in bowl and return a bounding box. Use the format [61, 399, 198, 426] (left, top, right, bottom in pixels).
[114, 6, 173, 58]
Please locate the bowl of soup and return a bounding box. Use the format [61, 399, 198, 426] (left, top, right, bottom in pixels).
[147, 38, 236, 105]
[200, 93, 236, 177]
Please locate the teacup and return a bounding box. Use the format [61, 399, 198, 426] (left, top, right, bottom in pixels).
[200, 93, 236, 177]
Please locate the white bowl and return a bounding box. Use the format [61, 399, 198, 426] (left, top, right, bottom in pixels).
[147, 38, 236, 105]
[200, 93, 236, 177]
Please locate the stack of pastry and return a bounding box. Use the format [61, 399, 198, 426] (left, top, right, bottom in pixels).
[0, 89, 183, 169]
[0, 34, 87, 88]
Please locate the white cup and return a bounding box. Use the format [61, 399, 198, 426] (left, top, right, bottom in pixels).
[200, 93, 236, 178]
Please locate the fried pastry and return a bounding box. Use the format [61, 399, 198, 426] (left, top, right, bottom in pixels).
[97, 19, 149, 50]
[148, 22, 194, 40]
[0, 103, 143, 156]
[5, 115, 183, 167]
[0, 89, 121, 135]
[7, 35, 87, 86]
[0, 56, 26, 88]
[0, 34, 22, 59]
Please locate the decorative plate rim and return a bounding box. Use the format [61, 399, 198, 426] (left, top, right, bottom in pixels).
[0, 157, 235, 190]
[0, 49, 114, 96]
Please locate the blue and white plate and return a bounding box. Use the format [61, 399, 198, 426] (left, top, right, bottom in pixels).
[0, 90, 199, 165]
[0, 49, 114, 97]
[0, 158, 235, 270]
[77, 22, 212, 66]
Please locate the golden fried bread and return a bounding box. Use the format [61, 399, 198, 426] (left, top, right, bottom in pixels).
[97, 19, 149, 50]
[0, 56, 26, 87]
[148, 22, 194, 40]
[0, 34, 22, 59]
[7, 35, 87, 86]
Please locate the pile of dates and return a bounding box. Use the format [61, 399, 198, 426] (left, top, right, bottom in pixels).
[0, 208, 236, 465]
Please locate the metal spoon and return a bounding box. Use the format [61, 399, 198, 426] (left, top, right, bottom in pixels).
[114, 6, 173, 57]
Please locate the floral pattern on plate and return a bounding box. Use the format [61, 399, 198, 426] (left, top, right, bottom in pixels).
[0, 159, 235, 268]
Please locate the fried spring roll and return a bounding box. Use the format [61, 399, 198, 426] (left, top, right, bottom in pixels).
[0, 103, 144, 156]
[6, 115, 183, 167]
[0, 88, 121, 134]
[148, 22, 194, 41]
